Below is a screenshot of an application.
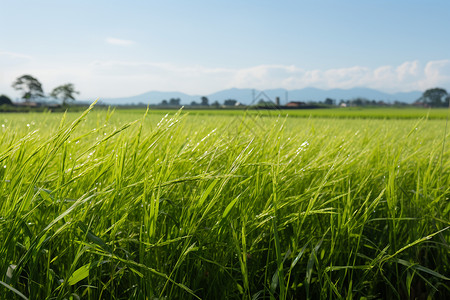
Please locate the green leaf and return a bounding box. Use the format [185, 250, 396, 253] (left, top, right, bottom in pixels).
[290, 243, 308, 270]
[222, 196, 239, 220]
[197, 179, 219, 208]
[406, 270, 414, 298]
[305, 236, 325, 300]
[393, 258, 450, 281]
[0, 280, 28, 300]
[129, 267, 144, 278]
[236, 283, 244, 294]
[67, 264, 90, 286]
[78, 222, 112, 253]
[38, 188, 53, 204]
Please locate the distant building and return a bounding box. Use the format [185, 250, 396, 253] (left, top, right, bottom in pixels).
[13, 101, 41, 107]
[286, 101, 306, 108]
[13, 101, 62, 108]
[412, 101, 429, 107]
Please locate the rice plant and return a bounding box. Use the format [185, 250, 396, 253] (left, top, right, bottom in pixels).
[0, 106, 449, 299]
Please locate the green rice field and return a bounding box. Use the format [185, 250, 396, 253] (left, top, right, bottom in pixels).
[0, 105, 449, 299]
[124, 107, 450, 120]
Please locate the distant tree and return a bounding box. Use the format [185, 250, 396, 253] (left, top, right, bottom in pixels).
[324, 98, 334, 105]
[224, 99, 237, 106]
[190, 101, 198, 106]
[161, 99, 168, 106]
[12, 74, 44, 102]
[351, 97, 370, 106]
[419, 88, 448, 107]
[0, 94, 13, 106]
[50, 83, 79, 106]
[169, 98, 180, 106]
[353, 98, 363, 106]
[256, 99, 274, 107]
[393, 100, 407, 106]
[201, 96, 209, 106]
[211, 100, 220, 108]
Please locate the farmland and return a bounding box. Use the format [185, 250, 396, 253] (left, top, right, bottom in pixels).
[122, 106, 450, 120]
[0, 105, 449, 299]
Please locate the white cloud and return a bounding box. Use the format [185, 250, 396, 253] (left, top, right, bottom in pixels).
[321, 66, 371, 88]
[396, 61, 419, 81]
[421, 60, 450, 88]
[51, 59, 450, 97]
[226, 61, 449, 93]
[2, 58, 450, 99]
[105, 37, 135, 46]
[230, 65, 301, 88]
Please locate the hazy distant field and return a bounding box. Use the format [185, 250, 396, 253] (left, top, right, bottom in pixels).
[0, 106, 449, 299]
[119, 106, 450, 120]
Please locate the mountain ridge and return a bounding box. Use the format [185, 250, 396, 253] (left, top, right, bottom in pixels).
[94, 87, 423, 105]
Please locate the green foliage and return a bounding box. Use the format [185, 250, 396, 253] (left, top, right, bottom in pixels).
[420, 87, 448, 107]
[0, 95, 13, 106]
[11, 74, 44, 102]
[224, 99, 237, 106]
[50, 83, 80, 106]
[0, 108, 449, 299]
[201, 96, 209, 106]
[169, 98, 181, 106]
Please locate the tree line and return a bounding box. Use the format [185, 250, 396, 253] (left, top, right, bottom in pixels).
[1, 74, 79, 106]
[1, 74, 449, 108]
[156, 97, 239, 107]
[157, 88, 450, 108]
[307, 88, 449, 107]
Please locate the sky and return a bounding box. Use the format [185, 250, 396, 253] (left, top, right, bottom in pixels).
[1, 0, 450, 100]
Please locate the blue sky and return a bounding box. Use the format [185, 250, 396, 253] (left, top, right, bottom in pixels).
[1, 0, 449, 99]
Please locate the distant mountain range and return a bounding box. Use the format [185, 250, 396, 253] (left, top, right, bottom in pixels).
[91, 87, 423, 106]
